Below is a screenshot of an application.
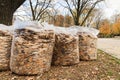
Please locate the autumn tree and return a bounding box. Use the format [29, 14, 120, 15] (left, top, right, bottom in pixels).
[64, 15, 73, 27]
[54, 15, 64, 27]
[99, 19, 112, 37]
[49, 14, 73, 27]
[112, 17, 120, 36]
[63, 0, 104, 26]
[98, 14, 120, 37]
[0, 0, 26, 25]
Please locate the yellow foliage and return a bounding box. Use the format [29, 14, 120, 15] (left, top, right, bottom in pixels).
[99, 21, 111, 35]
[99, 18, 120, 36]
[112, 21, 120, 35]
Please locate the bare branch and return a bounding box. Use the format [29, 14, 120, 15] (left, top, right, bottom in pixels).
[63, 0, 104, 26]
[81, 0, 103, 26]
[29, 0, 35, 20]
[36, 0, 52, 20]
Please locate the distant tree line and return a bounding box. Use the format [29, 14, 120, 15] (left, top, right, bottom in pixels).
[99, 14, 120, 38]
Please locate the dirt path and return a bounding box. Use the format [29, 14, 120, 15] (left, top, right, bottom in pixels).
[98, 38, 120, 59]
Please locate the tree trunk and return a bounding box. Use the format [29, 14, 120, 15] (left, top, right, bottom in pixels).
[0, 0, 25, 25]
[0, 13, 13, 25]
[0, 6, 13, 25]
[74, 18, 80, 26]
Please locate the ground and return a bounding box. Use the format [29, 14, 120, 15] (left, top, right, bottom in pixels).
[98, 38, 120, 59]
[0, 50, 120, 80]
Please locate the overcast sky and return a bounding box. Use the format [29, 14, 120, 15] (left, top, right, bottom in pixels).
[103, 0, 120, 18]
[106, 0, 120, 10]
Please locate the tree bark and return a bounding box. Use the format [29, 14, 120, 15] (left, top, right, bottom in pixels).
[0, 8, 13, 25]
[74, 19, 80, 25]
[0, 0, 25, 25]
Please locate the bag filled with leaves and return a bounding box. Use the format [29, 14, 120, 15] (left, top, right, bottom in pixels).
[52, 27, 79, 66]
[68, 26, 98, 61]
[10, 21, 55, 75]
[0, 24, 13, 70]
[77, 32, 97, 61]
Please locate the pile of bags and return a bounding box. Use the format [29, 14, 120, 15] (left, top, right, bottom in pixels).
[0, 21, 99, 75]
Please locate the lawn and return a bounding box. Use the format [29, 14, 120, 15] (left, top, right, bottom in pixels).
[0, 50, 120, 80]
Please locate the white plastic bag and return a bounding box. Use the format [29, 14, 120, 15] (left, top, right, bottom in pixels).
[69, 26, 99, 37]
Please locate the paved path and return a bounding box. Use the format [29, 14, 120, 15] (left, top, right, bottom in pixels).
[97, 38, 120, 59]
